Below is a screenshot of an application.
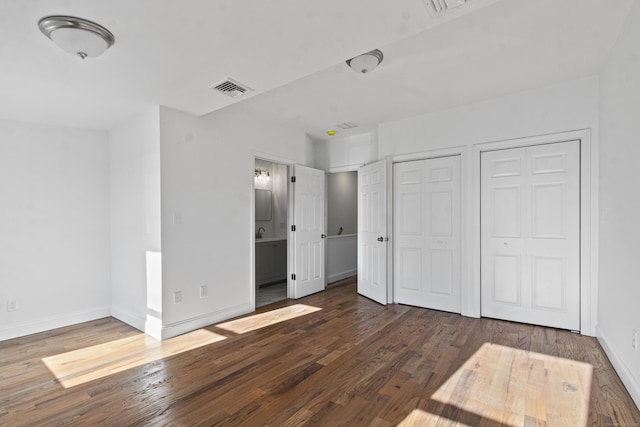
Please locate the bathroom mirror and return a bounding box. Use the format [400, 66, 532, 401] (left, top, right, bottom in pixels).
[255, 189, 272, 221]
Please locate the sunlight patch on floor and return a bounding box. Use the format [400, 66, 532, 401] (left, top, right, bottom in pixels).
[397, 408, 472, 427]
[42, 328, 226, 388]
[428, 342, 593, 426]
[215, 304, 322, 334]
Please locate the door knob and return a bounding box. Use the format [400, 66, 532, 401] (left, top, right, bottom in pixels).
[321, 234, 326, 239]
[377, 236, 384, 242]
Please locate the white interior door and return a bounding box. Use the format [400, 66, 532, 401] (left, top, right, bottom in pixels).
[394, 156, 461, 312]
[357, 160, 388, 305]
[481, 140, 580, 330]
[292, 165, 325, 299]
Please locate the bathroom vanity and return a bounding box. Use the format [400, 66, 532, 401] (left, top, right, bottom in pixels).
[255, 238, 287, 287]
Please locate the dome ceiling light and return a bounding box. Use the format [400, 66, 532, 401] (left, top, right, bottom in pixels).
[346, 49, 384, 74]
[38, 15, 115, 60]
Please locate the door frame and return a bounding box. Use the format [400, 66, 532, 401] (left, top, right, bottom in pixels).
[472, 129, 597, 335]
[251, 152, 295, 309]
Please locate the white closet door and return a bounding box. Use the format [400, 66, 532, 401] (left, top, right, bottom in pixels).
[357, 160, 388, 305]
[481, 141, 580, 330]
[292, 165, 325, 299]
[394, 156, 461, 313]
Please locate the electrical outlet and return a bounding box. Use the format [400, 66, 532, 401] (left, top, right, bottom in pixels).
[173, 291, 182, 304]
[200, 285, 208, 298]
[173, 212, 182, 225]
[7, 300, 18, 312]
[632, 329, 638, 351]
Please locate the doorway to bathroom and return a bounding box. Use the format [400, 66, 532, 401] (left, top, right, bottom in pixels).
[254, 159, 289, 307]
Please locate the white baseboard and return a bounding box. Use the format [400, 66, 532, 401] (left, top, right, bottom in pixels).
[0, 306, 111, 342]
[159, 303, 254, 340]
[597, 327, 640, 409]
[327, 269, 357, 284]
[111, 306, 145, 332]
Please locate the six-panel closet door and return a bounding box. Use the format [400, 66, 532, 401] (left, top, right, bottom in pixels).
[480, 141, 580, 330]
[393, 156, 461, 313]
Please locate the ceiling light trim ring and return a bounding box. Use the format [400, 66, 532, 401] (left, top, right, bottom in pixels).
[38, 15, 115, 50]
[38, 16, 115, 47]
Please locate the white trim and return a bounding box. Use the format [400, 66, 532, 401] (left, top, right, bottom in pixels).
[0, 306, 111, 342]
[145, 313, 163, 340]
[385, 158, 394, 304]
[598, 327, 640, 409]
[328, 164, 360, 173]
[159, 303, 253, 340]
[389, 147, 470, 313]
[253, 151, 296, 167]
[391, 146, 467, 163]
[471, 129, 597, 335]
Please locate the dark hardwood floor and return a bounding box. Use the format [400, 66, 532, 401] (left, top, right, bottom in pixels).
[1, 277, 638, 426]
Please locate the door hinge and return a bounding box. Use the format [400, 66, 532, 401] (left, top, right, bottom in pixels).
[291, 273, 296, 280]
[291, 176, 296, 183]
[291, 225, 296, 232]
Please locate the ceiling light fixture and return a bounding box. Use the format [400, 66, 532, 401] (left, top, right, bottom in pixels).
[38, 15, 115, 60]
[346, 49, 384, 74]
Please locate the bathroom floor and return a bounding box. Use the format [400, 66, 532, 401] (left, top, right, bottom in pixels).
[256, 281, 287, 307]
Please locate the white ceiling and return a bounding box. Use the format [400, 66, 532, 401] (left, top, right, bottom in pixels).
[0, 0, 633, 138]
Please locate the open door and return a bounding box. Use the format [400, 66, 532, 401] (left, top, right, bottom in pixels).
[291, 165, 326, 299]
[357, 160, 388, 305]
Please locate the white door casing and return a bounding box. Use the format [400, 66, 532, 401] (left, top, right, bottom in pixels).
[292, 165, 326, 299]
[358, 160, 388, 305]
[393, 156, 462, 312]
[480, 140, 580, 330]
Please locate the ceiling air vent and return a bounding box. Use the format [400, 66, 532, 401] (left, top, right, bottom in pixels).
[210, 78, 254, 98]
[424, 0, 468, 15]
[336, 122, 358, 130]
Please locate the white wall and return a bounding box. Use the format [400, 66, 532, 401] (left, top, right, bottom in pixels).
[0, 119, 110, 340]
[109, 107, 162, 333]
[598, 0, 640, 407]
[157, 105, 310, 338]
[379, 76, 599, 157]
[327, 171, 357, 236]
[313, 130, 378, 171]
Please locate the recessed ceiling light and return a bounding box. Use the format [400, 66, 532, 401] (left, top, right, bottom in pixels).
[38, 15, 115, 60]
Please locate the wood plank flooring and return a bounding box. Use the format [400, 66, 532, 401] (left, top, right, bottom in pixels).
[1, 277, 638, 426]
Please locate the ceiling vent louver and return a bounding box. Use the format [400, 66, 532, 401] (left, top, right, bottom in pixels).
[210, 78, 254, 98]
[336, 122, 358, 130]
[424, 0, 468, 15]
